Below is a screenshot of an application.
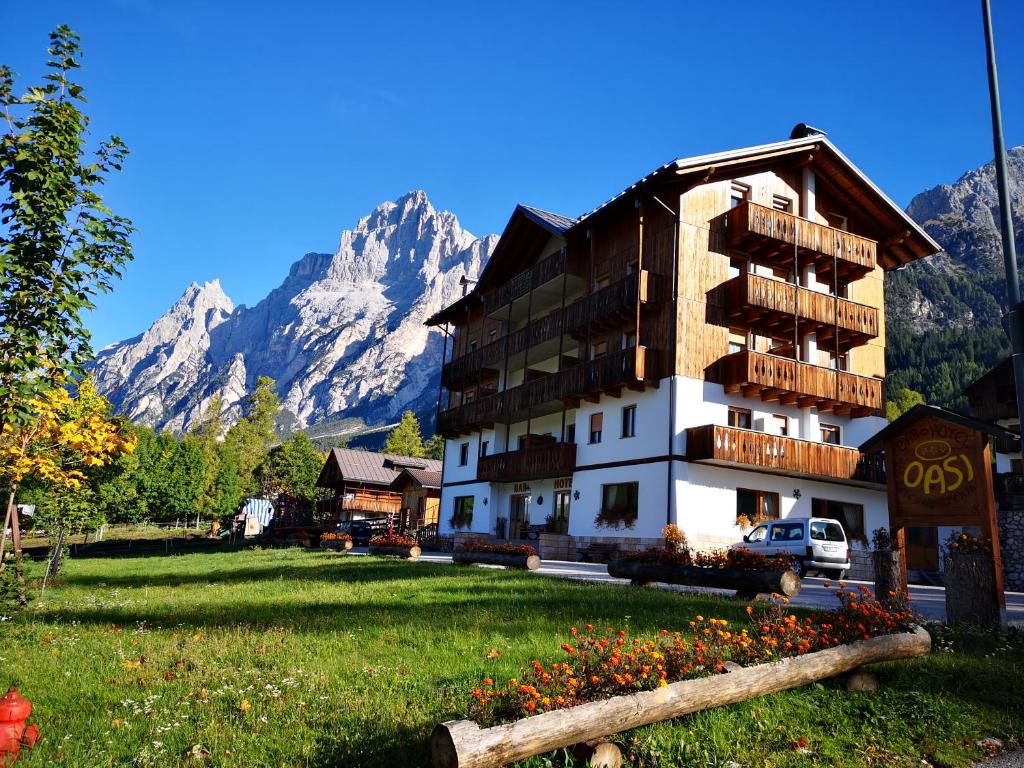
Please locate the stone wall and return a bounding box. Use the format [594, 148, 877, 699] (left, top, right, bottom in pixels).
[998, 507, 1024, 591]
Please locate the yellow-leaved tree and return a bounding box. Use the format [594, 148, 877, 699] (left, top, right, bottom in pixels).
[0, 376, 135, 600]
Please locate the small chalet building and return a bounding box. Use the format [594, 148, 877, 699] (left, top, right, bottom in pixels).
[426, 126, 940, 567]
[316, 448, 442, 529]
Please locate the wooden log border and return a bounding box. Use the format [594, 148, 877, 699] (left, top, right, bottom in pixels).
[368, 544, 422, 560]
[431, 626, 930, 768]
[452, 550, 541, 570]
[607, 559, 802, 598]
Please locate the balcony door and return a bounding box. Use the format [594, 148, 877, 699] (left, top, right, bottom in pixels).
[552, 490, 571, 534]
[509, 494, 530, 539]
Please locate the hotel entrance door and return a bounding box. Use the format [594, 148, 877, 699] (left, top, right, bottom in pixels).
[509, 494, 530, 539]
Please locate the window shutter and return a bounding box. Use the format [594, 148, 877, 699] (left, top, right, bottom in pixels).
[591, 412, 603, 432]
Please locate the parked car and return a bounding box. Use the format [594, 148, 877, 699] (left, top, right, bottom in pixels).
[734, 517, 849, 579]
[347, 519, 386, 546]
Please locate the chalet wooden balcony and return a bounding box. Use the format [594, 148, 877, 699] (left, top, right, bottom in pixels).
[442, 271, 663, 389]
[714, 349, 883, 417]
[722, 273, 879, 347]
[726, 201, 878, 282]
[483, 250, 571, 317]
[477, 441, 577, 483]
[686, 424, 886, 487]
[439, 346, 660, 436]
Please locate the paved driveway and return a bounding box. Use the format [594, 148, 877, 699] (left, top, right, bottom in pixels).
[379, 550, 1024, 623]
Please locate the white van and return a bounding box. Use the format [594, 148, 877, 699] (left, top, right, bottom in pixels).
[736, 517, 850, 579]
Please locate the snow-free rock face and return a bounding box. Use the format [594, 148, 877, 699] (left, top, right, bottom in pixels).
[92, 192, 497, 434]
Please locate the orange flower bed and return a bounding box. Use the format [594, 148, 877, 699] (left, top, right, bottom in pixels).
[455, 539, 536, 557]
[468, 585, 915, 726]
[369, 534, 417, 548]
[621, 546, 794, 572]
[321, 532, 352, 542]
[945, 530, 990, 555]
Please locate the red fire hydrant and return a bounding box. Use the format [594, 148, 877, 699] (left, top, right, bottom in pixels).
[0, 688, 39, 765]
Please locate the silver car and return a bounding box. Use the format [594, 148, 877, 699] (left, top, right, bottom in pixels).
[738, 517, 850, 579]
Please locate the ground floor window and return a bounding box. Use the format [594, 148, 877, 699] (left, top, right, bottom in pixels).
[450, 496, 474, 529]
[596, 482, 638, 527]
[811, 498, 865, 543]
[736, 488, 779, 526]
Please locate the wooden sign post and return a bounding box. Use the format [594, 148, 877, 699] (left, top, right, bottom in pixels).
[861, 406, 1009, 624]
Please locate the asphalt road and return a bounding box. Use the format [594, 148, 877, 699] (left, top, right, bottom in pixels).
[359, 550, 1024, 623]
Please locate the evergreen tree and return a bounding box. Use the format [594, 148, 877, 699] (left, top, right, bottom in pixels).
[385, 410, 426, 457]
[268, 432, 325, 508]
[225, 377, 281, 496]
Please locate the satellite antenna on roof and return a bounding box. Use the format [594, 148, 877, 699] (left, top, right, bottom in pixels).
[789, 123, 827, 139]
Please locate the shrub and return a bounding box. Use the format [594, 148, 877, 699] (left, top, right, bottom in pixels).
[944, 530, 991, 555]
[622, 546, 793, 572]
[662, 524, 687, 551]
[871, 527, 896, 552]
[321, 532, 352, 542]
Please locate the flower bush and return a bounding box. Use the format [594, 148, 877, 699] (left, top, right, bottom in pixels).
[621, 546, 793, 572]
[662, 524, 688, 551]
[467, 585, 916, 726]
[455, 538, 536, 557]
[871, 527, 895, 553]
[945, 530, 990, 555]
[369, 534, 418, 548]
[321, 532, 352, 542]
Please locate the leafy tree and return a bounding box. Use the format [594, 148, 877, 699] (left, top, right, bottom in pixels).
[385, 410, 426, 457]
[0, 377, 135, 594]
[0, 26, 133, 431]
[225, 376, 281, 496]
[424, 433, 444, 460]
[268, 432, 325, 509]
[885, 387, 926, 422]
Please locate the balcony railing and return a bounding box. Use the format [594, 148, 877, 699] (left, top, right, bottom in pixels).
[442, 271, 663, 389]
[727, 201, 878, 281]
[715, 349, 883, 416]
[723, 273, 879, 344]
[477, 441, 577, 482]
[439, 346, 659, 435]
[686, 424, 886, 486]
[334, 490, 403, 516]
[483, 250, 569, 316]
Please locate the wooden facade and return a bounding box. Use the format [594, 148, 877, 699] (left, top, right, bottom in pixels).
[428, 133, 939, 497]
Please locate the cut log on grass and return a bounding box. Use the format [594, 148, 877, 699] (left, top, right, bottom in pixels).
[431, 626, 930, 768]
[368, 544, 421, 560]
[452, 551, 541, 570]
[607, 560, 801, 598]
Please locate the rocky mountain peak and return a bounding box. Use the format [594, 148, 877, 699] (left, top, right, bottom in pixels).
[92, 191, 497, 435]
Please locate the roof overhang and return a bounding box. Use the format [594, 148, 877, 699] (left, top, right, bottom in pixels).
[859, 404, 1020, 453]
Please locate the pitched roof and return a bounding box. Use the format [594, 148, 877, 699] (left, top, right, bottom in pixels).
[316, 448, 442, 488]
[858, 404, 1020, 453]
[392, 466, 443, 490]
[518, 205, 576, 234]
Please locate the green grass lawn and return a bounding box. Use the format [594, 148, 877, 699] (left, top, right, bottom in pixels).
[2, 547, 1021, 767]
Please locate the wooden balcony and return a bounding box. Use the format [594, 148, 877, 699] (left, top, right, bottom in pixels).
[686, 424, 886, 487]
[477, 441, 577, 483]
[714, 350, 883, 417]
[327, 488, 403, 517]
[442, 271, 663, 389]
[483, 250, 570, 317]
[723, 273, 879, 347]
[726, 201, 878, 282]
[439, 346, 660, 436]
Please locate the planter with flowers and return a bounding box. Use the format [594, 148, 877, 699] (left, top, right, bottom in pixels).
[321, 532, 353, 552]
[453, 539, 541, 570]
[432, 587, 927, 768]
[369, 534, 422, 560]
[608, 543, 801, 598]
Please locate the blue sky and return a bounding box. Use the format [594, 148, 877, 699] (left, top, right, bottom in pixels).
[6, 0, 1024, 349]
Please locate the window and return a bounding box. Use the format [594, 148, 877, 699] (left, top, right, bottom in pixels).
[621, 405, 637, 438]
[810, 519, 847, 542]
[812, 498, 865, 542]
[552, 490, 571, 529]
[730, 182, 751, 209]
[773, 414, 789, 437]
[463, 390, 475, 404]
[452, 496, 474, 527]
[772, 194, 793, 212]
[488, 329, 498, 341]
[594, 273, 611, 290]
[601, 482, 639, 520]
[820, 424, 841, 445]
[469, 340, 478, 351]
[770, 522, 804, 541]
[591, 339, 608, 359]
[747, 524, 768, 543]
[825, 211, 848, 231]
[623, 331, 637, 349]
[728, 328, 747, 355]
[458, 442, 469, 466]
[728, 407, 752, 430]
[565, 423, 576, 444]
[736, 488, 780, 523]
[589, 412, 603, 444]
[480, 440, 489, 457]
